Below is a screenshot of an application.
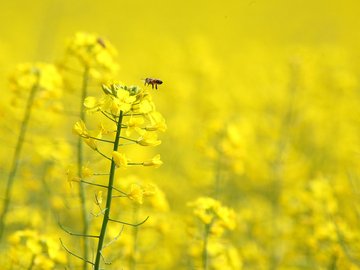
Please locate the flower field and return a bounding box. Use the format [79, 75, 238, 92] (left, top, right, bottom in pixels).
[1, 0, 360, 269]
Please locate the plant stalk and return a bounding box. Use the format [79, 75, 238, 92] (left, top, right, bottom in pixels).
[202, 223, 210, 270]
[94, 111, 124, 269]
[78, 67, 90, 270]
[0, 78, 39, 241]
[130, 206, 139, 270]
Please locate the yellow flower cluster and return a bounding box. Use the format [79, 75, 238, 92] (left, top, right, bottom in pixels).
[188, 197, 236, 234]
[9, 62, 63, 105]
[73, 120, 102, 150]
[64, 32, 119, 80]
[79, 83, 165, 166]
[7, 229, 66, 269]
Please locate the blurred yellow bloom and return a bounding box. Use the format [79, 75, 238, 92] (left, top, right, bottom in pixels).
[81, 165, 93, 178]
[26, 237, 42, 254]
[8, 230, 66, 267]
[215, 205, 236, 230]
[143, 183, 157, 196]
[148, 186, 170, 211]
[84, 137, 98, 150]
[128, 183, 144, 204]
[146, 111, 167, 132]
[73, 120, 87, 136]
[189, 197, 218, 224]
[66, 32, 119, 72]
[66, 165, 80, 185]
[34, 255, 55, 269]
[9, 62, 63, 105]
[188, 197, 236, 232]
[112, 151, 128, 168]
[143, 154, 163, 168]
[84, 96, 102, 112]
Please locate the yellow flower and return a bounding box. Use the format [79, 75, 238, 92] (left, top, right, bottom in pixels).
[84, 137, 98, 150]
[215, 206, 236, 230]
[125, 117, 145, 136]
[188, 197, 236, 231]
[112, 151, 128, 168]
[116, 89, 137, 112]
[66, 32, 119, 72]
[143, 154, 163, 168]
[81, 165, 93, 178]
[9, 62, 63, 103]
[138, 99, 155, 114]
[66, 165, 80, 186]
[143, 183, 157, 197]
[137, 131, 162, 146]
[127, 184, 144, 204]
[73, 120, 88, 136]
[148, 185, 170, 211]
[146, 111, 167, 132]
[84, 96, 102, 112]
[83, 129, 102, 151]
[26, 238, 42, 255]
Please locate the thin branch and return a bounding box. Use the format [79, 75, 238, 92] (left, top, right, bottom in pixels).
[95, 149, 112, 161]
[100, 251, 112, 265]
[112, 195, 128, 198]
[100, 110, 117, 123]
[119, 136, 138, 143]
[59, 223, 99, 238]
[108, 216, 149, 227]
[119, 142, 136, 146]
[124, 113, 144, 117]
[103, 225, 124, 250]
[95, 192, 102, 206]
[81, 135, 114, 144]
[78, 180, 109, 189]
[78, 180, 128, 196]
[127, 162, 144, 166]
[91, 208, 107, 217]
[59, 238, 95, 265]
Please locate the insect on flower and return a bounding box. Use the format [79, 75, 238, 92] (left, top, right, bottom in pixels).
[144, 78, 163, 89]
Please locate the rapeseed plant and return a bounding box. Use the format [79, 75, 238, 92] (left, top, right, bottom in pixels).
[61, 32, 119, 269]
[188, 197, 237, 270]
[66, 82, 165, 269]
[0, 63, 62, 240]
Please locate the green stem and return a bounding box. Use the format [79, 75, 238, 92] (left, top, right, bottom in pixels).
[94, 111, 124, 269]
[130, 206, 139, 270]
[0, 78, 39, 241]
[202, 223, 210, 270]
[78, 67, 90, 270]
[27, 254, 36, 270]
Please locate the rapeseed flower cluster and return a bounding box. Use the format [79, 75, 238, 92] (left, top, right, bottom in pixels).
[70, 81, 165, 269]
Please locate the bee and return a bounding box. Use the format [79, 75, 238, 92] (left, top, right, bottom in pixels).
[97, 37, 106, 48]
[144, 78, 163, 89]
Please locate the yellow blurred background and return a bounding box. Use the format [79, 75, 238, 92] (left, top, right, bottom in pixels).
[2, 0, 360, 269]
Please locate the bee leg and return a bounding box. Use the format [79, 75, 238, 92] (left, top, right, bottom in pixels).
[155, 84, 158, 89]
